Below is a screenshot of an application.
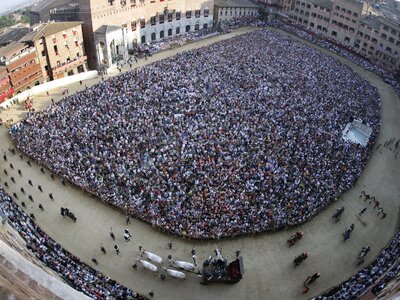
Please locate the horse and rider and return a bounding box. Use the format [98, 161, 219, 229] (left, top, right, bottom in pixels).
[332, 206, 345, 222]
[293, 253, 308, 268]
[343, 224, 355, 241]
[356, 246, 371, 266]
[287, 231, 304, 247]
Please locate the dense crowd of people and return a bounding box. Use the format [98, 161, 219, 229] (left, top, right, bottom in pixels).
[267, 18, 400, 95]
[315, 229, 400, 299]
[0, 187, 147, 300]
[9, 29, 380, 239]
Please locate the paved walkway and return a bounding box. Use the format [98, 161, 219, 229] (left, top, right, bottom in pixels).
[0, 27, 399, 300]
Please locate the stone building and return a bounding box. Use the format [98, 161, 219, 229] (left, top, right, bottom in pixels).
[29, 0, 75, 24]
[22, 22, 88, 81]
[213, 0, 260, 23]
[76, 0, 214, 69]
[355, 15, 400, 72]
[287, 0, 399, 72]
[0, 42, 43, 94]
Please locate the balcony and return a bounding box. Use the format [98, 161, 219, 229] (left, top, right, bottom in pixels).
[7, 52, 38, 72]
[13, 71, 43, 91]
[10, 63, 42, 83]
[52, 55, 87, 76]
[5, 47, 36, 66]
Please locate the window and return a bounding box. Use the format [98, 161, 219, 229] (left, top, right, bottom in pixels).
[176, 12, 181, 20]
[63, 31, 67, 39]
[186, 10, 191, 18]
[120, 0, 126, 6]
[186, 25, 190, 32]
[195, 24, 199, 31]
[54, 45, 58, 55]
[159, 14, 164, 24]
[140, 18, 145, 28]
[331, 31, 337, 36]
[52, 37, 57, 44]
[151, 16, 156, 25]
[204, 7, 209, 17]
[195, 9, 200, 18]
[108, 0, 114, 5]
[151, 32, 156, 41]
[41, 51, 46, 57]
[168, 12, 173, 22]
[168, 28, 172, 36]
[176, 27, 180, 34]
[131, 20, 136, 31]
[141, 35, 146, 44]
[160, 31, 164, 38]
[64, 40, 69, 48]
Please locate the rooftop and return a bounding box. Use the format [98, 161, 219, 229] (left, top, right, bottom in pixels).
[22, 22, 82, 42]
[30, 0, 74, 13]
[360, 15, 382, 29]
[214, 0, 260, 8]
[0, 42, 28, 60]
[309, 0, 333, 10]
[0, 28, 31, 46]
[94, 25, 122, 35]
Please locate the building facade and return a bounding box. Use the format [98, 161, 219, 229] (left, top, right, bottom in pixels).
[0, 42, 43, 94]
[355, 16, 400, 72]
[0, 66, 13, 103]
[76, 0, 214, 69]
[23, 22, 88, 81]
[287, 0, 399, 72]
[214, 0, 260, 23]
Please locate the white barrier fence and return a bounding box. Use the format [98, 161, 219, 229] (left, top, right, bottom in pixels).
[0, 70, 98, 110]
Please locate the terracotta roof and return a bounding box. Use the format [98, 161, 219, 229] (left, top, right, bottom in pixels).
[0, 42, 28, 60]
[25, 22, 82, 41]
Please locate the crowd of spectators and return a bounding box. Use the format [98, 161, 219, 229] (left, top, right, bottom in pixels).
[10, 29, 380, 239]
[0, 187, 147, 300]
[315, 230, 400, 299]
[267, 18, 400, 95]
[146, 27, 220, 54]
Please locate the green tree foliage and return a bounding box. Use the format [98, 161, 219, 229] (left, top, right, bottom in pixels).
[0, 9, 31, 30]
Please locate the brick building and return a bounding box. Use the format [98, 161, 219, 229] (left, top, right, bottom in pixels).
[0, 66, 13, 104]
[0, 42, 43, 94]
[22, 22, 88, 81]
[76, 0, 214, 69]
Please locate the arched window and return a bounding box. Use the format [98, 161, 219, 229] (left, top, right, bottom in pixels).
[195, 24, 199, 31]
[160, 30, 164, 39]
[204, 7, 209, 17]
[185, 25, 190, 32]
[151, 32, 156, 41]
[203, 24, 208, 29]
[141, 35, 146, 43]
[176, 27, 180, 34]
[168, 28, 172, 36]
